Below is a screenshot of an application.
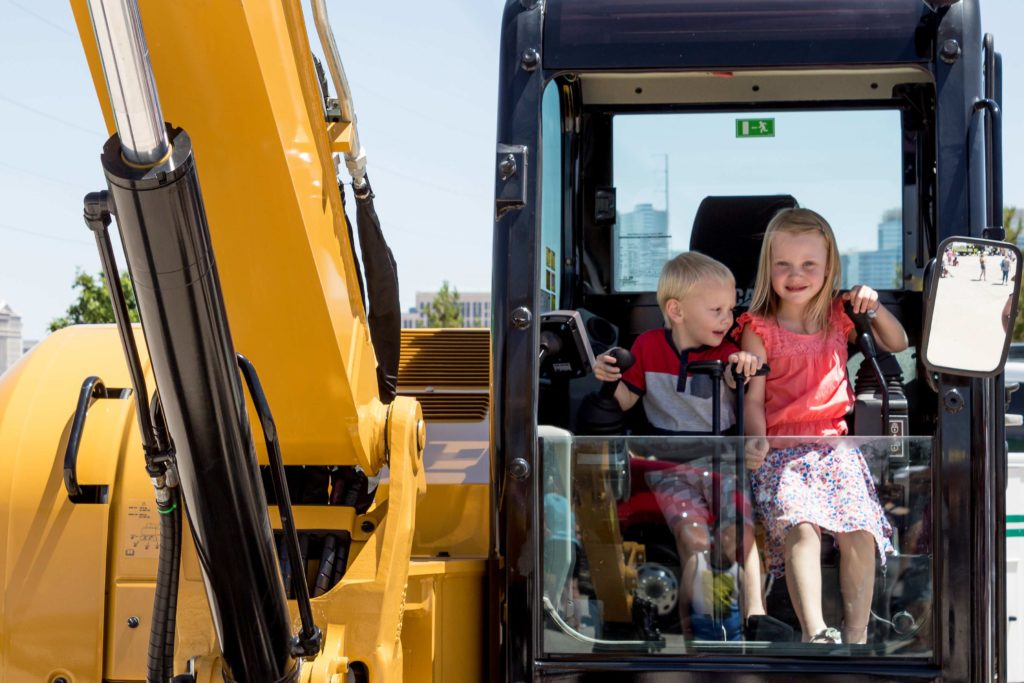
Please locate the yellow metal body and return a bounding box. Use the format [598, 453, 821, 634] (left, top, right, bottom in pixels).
[70, 0, 376, 469]
[0, 2, 491, 681]
[0, 327, 151, 682]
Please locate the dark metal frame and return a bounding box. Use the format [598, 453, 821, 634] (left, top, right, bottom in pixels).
[494, 0, 1002, 681]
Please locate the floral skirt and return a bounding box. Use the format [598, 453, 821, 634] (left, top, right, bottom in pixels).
[751, 443, 893, 579]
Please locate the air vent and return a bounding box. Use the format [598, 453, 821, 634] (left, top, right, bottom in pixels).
[411, 393, 490, 422]
[398, 329, 490, 388]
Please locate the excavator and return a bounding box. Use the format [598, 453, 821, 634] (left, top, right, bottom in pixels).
[0, 0, 1019, 682]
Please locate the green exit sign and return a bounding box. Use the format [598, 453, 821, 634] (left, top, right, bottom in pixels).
[736, 118, 775, 138]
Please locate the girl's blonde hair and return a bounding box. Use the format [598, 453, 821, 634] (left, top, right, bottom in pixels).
[657, 251, 735, 324]
[748, 208, 841, 335]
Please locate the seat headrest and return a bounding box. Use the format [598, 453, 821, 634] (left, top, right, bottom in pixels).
[690, 195, 798, 296]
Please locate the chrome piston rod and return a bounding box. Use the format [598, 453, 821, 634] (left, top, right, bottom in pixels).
[311, 0, 368, 189]
[86, 0, 169, 166]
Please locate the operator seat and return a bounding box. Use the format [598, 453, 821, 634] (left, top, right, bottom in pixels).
[689, 195, 798, 308]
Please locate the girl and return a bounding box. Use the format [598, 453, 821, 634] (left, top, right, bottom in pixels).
[738, 208, 908, 645]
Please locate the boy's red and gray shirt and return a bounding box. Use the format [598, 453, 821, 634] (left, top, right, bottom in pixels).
[622, 328, 738, 435]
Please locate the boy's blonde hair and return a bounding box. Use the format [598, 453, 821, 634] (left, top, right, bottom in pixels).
[748, 207, 841, 335]
[657, 252, 736, 323]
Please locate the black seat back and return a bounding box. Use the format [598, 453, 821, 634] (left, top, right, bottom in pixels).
[689, 195, 798, 307]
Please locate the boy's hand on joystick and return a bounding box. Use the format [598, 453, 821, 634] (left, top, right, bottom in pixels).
[593, 347, 635, 389]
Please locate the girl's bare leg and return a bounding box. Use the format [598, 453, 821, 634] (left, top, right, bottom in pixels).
[784, 522, 826, 640]
[836, 530, 876, 644]
[742, 533, 766, 618]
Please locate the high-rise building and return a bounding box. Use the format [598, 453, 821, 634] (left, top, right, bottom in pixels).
[0, 302, 23, 374]
[841, 210, 902, 290]
[615, 203, 670, 291]
[404, 291, 491, 329]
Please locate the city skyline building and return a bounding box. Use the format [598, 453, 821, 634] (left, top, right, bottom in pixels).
[402, 290, 491, 329]
[615, 202, 670, 291]
[0, 302, 24, 375]
[841, 208, 902, 290]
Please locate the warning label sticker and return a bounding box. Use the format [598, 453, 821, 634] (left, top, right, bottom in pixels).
[124, 499, 160, 558]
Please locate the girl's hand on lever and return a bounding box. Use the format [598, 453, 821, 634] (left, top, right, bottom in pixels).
[843, 285, 879, 316]
[843, 284, 908, 353]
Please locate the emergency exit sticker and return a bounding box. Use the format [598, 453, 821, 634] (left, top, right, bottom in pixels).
[736, 118, 775, 138]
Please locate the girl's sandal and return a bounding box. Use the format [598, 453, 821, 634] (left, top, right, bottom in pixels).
[808, 627, 842, 644]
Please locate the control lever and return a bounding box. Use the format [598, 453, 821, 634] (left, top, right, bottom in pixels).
[685, 360, 771, 436]
[844, 300, 889, 426]
[684, 358, 769, 631]
[577, 347, 634, 436]
[599, 347, 636, 398]
[687, 360, 726, 435]
[539, 330, 563, 364]
[730, 361, 770, 433]
[845, 300, 879, 359]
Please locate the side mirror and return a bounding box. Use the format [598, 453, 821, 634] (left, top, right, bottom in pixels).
[921, 237, 1021, 377]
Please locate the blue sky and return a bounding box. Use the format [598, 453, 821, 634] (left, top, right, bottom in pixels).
[614, 109, 904, 254]
[0, 1, 1021, 340]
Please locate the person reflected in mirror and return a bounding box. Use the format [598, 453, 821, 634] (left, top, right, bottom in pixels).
[1001, 252, 1011, 285]
[594, 252, 767, 627]
[738, 208, 909, 645]
[979, 252, 987, 281]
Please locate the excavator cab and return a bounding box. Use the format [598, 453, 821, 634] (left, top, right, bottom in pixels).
[493, 0, 1016, 680]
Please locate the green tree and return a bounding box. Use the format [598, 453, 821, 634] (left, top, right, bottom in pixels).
[1005, 205, 1023, 245]
[1006, 207, 1024, 341]
[424, 281, 463, 328]
[49, 269, 139, 332]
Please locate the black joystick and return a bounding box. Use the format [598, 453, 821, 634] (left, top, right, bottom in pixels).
[844, 300, 878, 359]
[539, 329, 563, 364]
[577, 347, 635, 435]
[844, 299, 889, 426]
[599, 347, 636, 399]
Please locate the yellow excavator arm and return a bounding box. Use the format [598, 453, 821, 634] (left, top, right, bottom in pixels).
[70, 0, 380, 468]
[0, 2, 486, 682]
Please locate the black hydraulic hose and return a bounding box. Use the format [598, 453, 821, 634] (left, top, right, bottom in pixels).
[148, 493, 176, 683]
[237, 354, 322, 657]
[83, 192, 159, 465]
[354, 177, 401, 404]
[163, 491, 182, 682]
[313, 535, 338, 598]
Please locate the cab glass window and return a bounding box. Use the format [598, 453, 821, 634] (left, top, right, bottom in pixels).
[540, 81, 563, 313]
[612, 110, 904, 294]
[540, 432, 933, 658]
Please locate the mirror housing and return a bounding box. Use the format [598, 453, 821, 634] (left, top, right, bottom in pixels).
[921, 237, 1021, 377]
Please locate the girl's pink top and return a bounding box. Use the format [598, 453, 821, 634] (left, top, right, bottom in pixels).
[737, 298, 854, 437]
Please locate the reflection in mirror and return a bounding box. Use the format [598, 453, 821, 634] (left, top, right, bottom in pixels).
[923, 238, 1022, 375]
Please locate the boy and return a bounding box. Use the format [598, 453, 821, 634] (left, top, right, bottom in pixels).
[593, 251, 766, 633]
[593, 251, 761, 433]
